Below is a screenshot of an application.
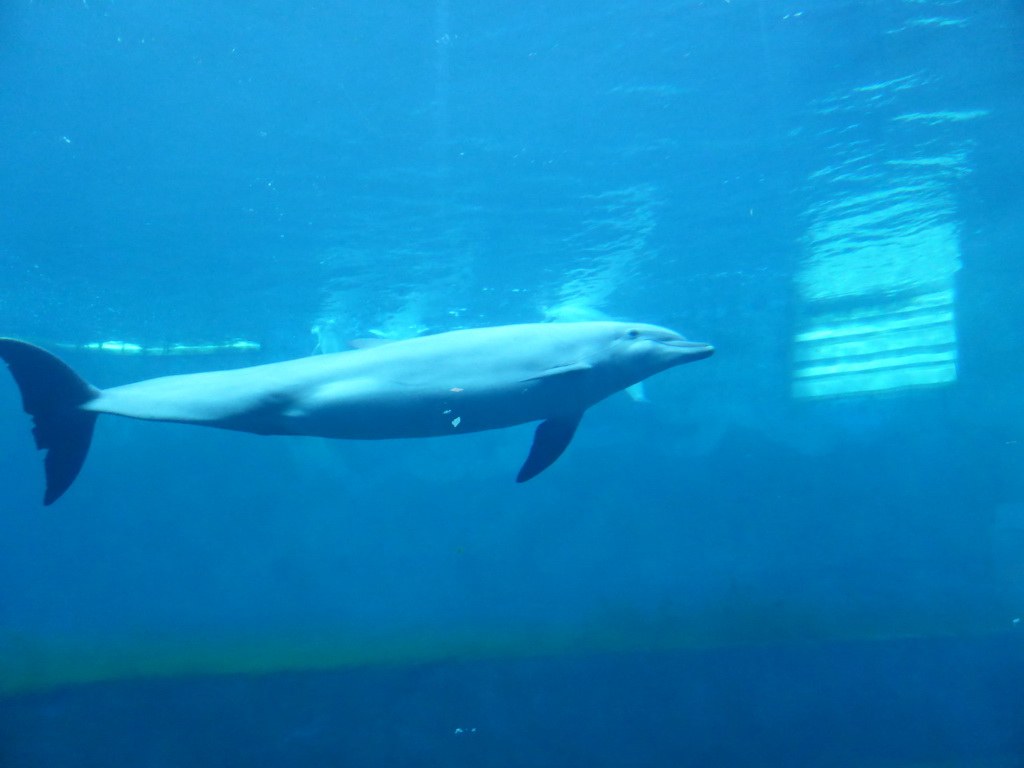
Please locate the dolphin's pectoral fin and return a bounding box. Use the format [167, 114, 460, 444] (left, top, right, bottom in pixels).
[521, 362, 592, 382]
[516, 412, 583, 483]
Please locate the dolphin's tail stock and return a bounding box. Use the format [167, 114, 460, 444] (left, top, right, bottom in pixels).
[0, 339, 102, 505]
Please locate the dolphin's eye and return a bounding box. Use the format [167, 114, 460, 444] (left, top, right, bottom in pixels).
[626, 329, 640, 339]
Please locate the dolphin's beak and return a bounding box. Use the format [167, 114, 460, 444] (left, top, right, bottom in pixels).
[664, 339, 715, 361]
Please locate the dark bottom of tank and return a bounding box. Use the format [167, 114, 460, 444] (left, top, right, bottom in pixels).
[2, 633, 1022, 768]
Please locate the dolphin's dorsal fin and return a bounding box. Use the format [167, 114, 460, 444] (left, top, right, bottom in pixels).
[348, 338, 398, 350]
[516, 412, 583, 483]
[521, 361, 592, 382]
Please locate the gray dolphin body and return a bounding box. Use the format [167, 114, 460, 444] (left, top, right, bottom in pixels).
[0, 321, 713, 505]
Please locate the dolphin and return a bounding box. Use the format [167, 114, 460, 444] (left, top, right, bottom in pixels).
[0, 321, 713, 505]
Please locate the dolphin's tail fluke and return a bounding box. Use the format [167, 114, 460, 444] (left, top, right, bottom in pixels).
[0, 339, 102, 505]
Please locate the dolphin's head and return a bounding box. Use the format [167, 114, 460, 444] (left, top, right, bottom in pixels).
[608, 322, 714, 374]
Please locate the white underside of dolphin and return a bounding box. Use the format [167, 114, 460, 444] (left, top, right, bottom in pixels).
[0, 321, 713, 505]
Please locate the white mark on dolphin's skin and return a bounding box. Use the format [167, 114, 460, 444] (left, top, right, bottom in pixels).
[451, 416, 461, 428]
[450, 387, 463, 392]
[443, 409, 451, 414]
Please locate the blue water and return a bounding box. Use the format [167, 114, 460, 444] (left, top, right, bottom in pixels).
[1, 0, 1023, 765]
